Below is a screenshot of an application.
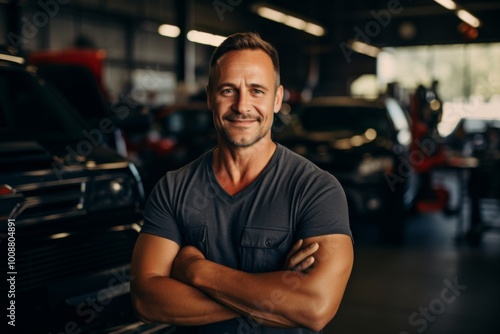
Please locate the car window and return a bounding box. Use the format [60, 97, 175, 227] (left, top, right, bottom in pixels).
[163, 109, 213, 136]
[0, 67, 86, 142]
[299, 105, 391, 134]
[385, 98, 410, 132]
[385, 98, 412, 145]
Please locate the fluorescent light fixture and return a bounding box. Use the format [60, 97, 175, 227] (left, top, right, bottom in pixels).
[0, 53, 25, 64]
[256, 6, 286, 23]
[305, 23, 325, 37]
[157, 26, 227, 46]
[158, 24, 181, 38]
[50, 232, 70, 240]
[350, 41, 381, 58]
[254, 5, 326, 37]
[284, 16, 307, 30]
[456, 9, 481, 28]
[433, 0, 482, 28]
[187, 30, 226, 47]
[433, 0, 457, 10]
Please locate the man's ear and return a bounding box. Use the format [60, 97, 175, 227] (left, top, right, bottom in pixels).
[274, 85, 284, 113]
[206, 85, 212, 110]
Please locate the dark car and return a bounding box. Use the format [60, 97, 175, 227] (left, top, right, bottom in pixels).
[445, 117, 500, 155]
[0, 48, 146, 332]
[29, 49, 129, 157]
[120, 102, 217, 195]
[444, 117, 500, 242]
[274, 96, 417, 242]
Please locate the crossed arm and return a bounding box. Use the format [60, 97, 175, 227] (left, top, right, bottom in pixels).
[130, 233, 353, 332]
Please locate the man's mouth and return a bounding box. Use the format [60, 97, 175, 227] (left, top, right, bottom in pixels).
[227, 116, 258, 121]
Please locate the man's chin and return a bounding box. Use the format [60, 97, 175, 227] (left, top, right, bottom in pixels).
[223, 135, 264, 148]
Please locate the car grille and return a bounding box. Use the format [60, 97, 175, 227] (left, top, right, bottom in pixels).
[2, 227, 139, 295]
[5, 178, 87, 224]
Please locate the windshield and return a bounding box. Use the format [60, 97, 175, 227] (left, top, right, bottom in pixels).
[161, 108, 213, 137]
[0, 66, 87, 142]
[299, 105, 392, 135]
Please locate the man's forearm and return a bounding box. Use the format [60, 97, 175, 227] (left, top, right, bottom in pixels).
[176, 234, 353, 332]
[132, 275, 239, 326]
[184, 259, 321, 329]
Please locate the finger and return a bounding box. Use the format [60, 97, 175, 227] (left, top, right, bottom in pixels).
[290, 239, 303, 254]
[287, 242, 319, 269]
[284, 239, 303, 265]
[293, 255, 315, 272]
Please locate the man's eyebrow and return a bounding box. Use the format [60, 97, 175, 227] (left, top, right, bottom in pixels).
[215, 82, 270, 91]
[249, 83, 270, 91]
[214, 83, 236, 92]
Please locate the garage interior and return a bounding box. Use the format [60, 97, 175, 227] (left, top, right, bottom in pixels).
[1, 0, 500, 333]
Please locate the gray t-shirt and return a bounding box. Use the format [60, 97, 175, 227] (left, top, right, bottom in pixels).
[141, 143, 352, 333]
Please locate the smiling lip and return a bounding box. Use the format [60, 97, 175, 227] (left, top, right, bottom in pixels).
[227, 118, 258, 126]
[230, 119, 255, 123]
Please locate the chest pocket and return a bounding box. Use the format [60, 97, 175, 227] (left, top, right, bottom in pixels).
[240, 226, 290, 273]
[185, 225, 209, 259]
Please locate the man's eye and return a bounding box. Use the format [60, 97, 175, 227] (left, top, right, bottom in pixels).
[222, 89, 233, 94]
[253, 89, 264, 94]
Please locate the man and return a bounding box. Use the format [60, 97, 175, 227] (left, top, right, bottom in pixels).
[131, 32, 353, 333]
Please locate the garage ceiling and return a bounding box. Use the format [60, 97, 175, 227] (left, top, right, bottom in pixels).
[186, 0, 500, 94]
[194, 0, 500, 47]
[6, 0, 498, 95]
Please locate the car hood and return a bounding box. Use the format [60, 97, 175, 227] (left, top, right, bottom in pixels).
[278, 132, 394, 170]
[0, 140, 128, 174]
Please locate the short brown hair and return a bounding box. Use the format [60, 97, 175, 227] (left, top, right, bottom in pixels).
[207, 32, 280, 92]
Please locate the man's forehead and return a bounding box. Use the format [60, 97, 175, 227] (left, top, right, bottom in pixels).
[215, 49, 273, 68]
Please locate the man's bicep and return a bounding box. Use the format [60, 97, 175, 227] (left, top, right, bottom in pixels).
[131, 233, 181, 279]
[305, 233, 353, 277]
[303, 234, 353, 310]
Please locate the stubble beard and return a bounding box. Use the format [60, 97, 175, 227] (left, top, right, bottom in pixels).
[218, 120, 272, 148]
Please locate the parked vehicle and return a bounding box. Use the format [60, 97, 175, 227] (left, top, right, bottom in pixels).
[444, 117, 500, 156]
[120, 101, 217, 195]
[274, 96, 417, 243]
[444, 117, 500, 244]
[0, 47, 145, 332]
[29, 48, 128, 157]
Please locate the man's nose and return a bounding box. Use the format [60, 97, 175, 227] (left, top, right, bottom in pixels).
[234, 92, 251, 113]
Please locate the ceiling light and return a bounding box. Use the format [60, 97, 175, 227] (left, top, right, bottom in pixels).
[158, 24, 181, 38]
[456, 9, 481, 28]
[187, 30, 226, 47]
[284, 16, 307, 30]
[0, 54, 25, 64]
[256, 6, 286, 23]
[433, 0, 457, 11]
[50, 232, 70, 240]
[304, 23, 326, 37]
[253, 5, 326, 37]
[433, 0, 482, 28]
[350, 41, 381, 58]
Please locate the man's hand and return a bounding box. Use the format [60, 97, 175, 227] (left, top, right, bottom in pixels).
[172, 239, 319, 283]
[283, 239, 319, 271]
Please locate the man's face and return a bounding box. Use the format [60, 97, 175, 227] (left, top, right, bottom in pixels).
[207, 49, 283, 148]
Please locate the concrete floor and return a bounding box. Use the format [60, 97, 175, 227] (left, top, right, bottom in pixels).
[325, 202, 500, 334]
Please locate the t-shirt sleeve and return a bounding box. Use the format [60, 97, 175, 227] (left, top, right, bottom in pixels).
[140, 176, 183, 246]
[295, 170, 353, 241]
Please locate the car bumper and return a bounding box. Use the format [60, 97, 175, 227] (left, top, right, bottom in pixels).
[10, 209, 144, 332]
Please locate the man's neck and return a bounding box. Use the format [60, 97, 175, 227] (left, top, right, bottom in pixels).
[213, 140, 277, 196]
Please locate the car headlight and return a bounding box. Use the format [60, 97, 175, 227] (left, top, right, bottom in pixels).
[87, 176, 135, 212]
[358, 156, 394, 176]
